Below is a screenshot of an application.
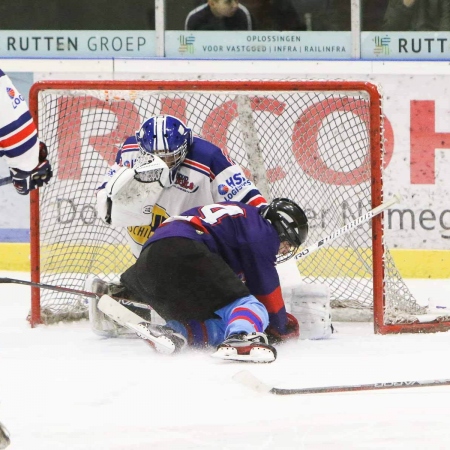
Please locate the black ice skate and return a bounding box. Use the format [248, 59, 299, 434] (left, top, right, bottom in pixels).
[211, 332, 277, 363]
[126, 322, 187, 355]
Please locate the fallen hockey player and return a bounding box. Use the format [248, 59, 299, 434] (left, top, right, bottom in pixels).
[91, 197, 308, 363]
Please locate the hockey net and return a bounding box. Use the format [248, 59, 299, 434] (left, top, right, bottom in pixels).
[28, 79, 447, 333]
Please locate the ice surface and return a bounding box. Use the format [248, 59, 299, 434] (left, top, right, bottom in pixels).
[1, 271, 450, 449]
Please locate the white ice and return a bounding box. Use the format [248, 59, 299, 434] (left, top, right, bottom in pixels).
[1, 269, 450, 450]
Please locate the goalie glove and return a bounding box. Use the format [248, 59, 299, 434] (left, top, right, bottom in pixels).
[10, 141, 53, 195]
[134, 154, 172, 187]
[97, 155, 170, 227]
[265, 313, 300, 345]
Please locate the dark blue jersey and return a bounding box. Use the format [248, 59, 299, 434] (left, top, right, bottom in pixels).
[144, 202, 288, 333]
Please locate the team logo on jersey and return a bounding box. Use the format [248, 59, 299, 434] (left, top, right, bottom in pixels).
[127, 224, 152, 246]
[174, 173, 198, 193]
[218, 184, 230, 195]
[119, 156, 135, 168]
[127, 204, 170, 245]
[6, 87, 15, 98]
[221, 173, 252, 201]
[7, 86, 24, 109]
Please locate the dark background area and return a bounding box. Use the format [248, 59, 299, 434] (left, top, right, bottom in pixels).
[0, 0, 156, 30]
[0, 0, 388, 31]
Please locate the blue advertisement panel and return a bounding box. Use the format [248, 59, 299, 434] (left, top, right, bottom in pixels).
[165, 31, 352, 60]
[0, 31, 156, 58]
[362, 32, 450, 60]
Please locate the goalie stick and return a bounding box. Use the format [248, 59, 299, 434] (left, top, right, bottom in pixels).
[0, 176, 11, 187]
[0, 277, 152, 311]
[233, 370, 450, 396]
[294, 194, 401, 261]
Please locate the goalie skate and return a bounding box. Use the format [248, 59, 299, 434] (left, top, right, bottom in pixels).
[211, 332, 277, 363]
[126, 322, 187, 355]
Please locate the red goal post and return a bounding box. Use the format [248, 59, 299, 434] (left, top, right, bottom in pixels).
[27, 79, 449, 334]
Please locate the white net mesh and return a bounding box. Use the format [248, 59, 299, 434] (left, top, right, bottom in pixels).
[31, 81, 427, 328]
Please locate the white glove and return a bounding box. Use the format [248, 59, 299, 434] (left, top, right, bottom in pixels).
[134, 154, 172, 187]
[97, 157, 170, 227]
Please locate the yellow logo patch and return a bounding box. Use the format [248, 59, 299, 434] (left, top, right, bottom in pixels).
[127, 204, 170, 245]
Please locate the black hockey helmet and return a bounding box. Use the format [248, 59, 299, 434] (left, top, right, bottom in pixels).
[261, 198, 308, 263]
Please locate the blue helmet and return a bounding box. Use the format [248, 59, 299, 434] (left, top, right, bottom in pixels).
[135, 115, 192, 171]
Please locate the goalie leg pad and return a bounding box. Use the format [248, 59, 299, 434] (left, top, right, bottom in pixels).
[97, 295, 175, 354]
[86, 276, 136, 338]
[290, 283, 333, 340]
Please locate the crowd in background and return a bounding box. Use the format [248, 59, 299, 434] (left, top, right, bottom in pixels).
[184, 0, 450, 32]
[0, 0, 450, 31]
[0, 0, 449, 32]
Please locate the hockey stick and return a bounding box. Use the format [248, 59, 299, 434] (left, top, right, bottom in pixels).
[0, 176, 12, 187]
[0, 277, 152, 311]
[233, 370, 450, 396]
[294, 194, 402, 261]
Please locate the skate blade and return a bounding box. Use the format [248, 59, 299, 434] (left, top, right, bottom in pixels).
[125, 322, 176, 354]
[211, 346, 276, 363]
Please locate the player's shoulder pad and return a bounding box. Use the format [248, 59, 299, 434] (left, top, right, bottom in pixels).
[116, 135, 140, 166]
[123, 135, 138, 145]
[121, 135, 139, 151]
[189, 136, 233, 164]
[191, 136, 222, 153]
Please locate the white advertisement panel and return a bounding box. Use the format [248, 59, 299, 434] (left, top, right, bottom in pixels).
[0, 31, 156, 58]
[165, 31, 352, 59]
[362, 32, 450, 60]
[368, 74, 450, 250]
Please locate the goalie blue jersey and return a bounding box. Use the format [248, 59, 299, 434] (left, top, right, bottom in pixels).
[144, 201, 289, 334]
